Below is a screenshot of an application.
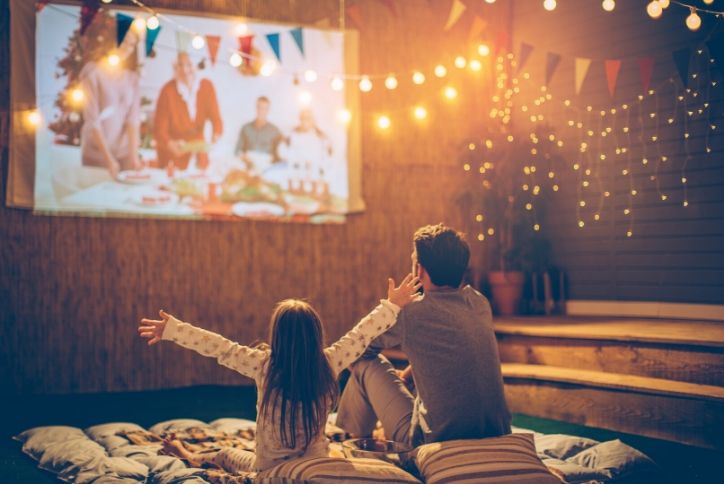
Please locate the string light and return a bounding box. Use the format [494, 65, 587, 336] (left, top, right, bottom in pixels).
[107, 53, 120, 67]
[229, 52, 242, 67]
[336, 108, 351, 124]
[146, 15, 160, 30]
[434, 65, 447, 78]
[454, 56, 466, 68]
[330, 76, 344, 91]
[101, 0, 112, 3]
[478, 44, 491, 57]
[443, 86, 458, 100]
[659, 0, 670, 9]
[413, 106, 428, 120]
[359, 76, 372, 92]
[412, 71, 426, 85]
[543, 0, 557, 11]
[25, 109, 42, 128]
[304, 69, 318, 82]
[260, 60, 276, 77]
[602, 0, 615, 12]
[384, 75, 398, 89]
[647, 1, 663, 18]
[132, 17, 146, 32]
[377, 115, 391, 130]
[469, 59, 482, 71]
[69, 87, 84, 105]
[298, 90, 312, 106]
[686, 8, 702, 31]
[191, 34, 205, 50]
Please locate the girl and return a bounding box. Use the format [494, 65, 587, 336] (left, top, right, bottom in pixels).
[137, 274, 421, 474]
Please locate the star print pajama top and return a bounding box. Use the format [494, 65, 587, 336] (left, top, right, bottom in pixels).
[161, 299, 401, 472]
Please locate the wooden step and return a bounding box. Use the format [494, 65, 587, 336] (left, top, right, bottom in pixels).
[502, 363, 724, 450]
[495, 316, 724, 386]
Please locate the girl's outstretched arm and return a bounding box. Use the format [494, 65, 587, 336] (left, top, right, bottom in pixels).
[325, 274, 421, 375]
[138, 310, 268, 379]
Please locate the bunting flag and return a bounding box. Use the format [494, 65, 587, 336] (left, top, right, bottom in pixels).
[289, 28, 304, 57]
[574, 57, 591, 95]
[443, 0, 466, 31]
[116, 13, 134, 47]
[605, 59, 622, 97]
[545, 52, 561, 86]
[494, 30, 510, 57]
[145, 24, 161, 56]
[638, 57, 654, 93]
[205, 35, 221, 65]
[175, 30, 193, 53]
[80, 0, 100, 36]
[672, 47, 691, 87]
[347, 4, 364, 30]
[516, 43, 534, 73]
[239, 35, 254, 67]
[379, 0, 398, 17]
[706, 31, 724, 78]
[468, 16, 487, 41]
[266, 33, 281, 62]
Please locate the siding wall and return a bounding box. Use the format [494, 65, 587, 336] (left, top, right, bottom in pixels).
[510, 0, 724, 304]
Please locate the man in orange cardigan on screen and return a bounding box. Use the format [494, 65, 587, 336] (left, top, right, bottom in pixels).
[154, 52, 223, 170]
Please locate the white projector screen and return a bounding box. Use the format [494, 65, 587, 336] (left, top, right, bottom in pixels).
[7, 0, 363, 222]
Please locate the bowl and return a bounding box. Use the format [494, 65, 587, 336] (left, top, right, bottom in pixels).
[341, 438, 414, 468]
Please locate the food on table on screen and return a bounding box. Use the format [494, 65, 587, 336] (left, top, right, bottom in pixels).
[180, 140, 212, 154]
[170, 178, 204, 198]
[231, 202, 286, 218]
[133, 193, 173, 207]
[219, 170, 284, 205]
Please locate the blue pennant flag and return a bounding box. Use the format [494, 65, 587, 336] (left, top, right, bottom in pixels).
[145, 25, 161, 56]
[266, 32, 281, 62]
[116, 13, 134, 46]
[289, 27, 304, 58]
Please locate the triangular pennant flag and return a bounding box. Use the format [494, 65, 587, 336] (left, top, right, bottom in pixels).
[379, 0, 398, 17]
[517, 43, 534, 73]
[175, 30, 193, 53]
[145, 25, 161, 56]
[494, 31, 510, 57]
[706, 32, 724, 79]
[289, 28, 304, 57]
[605, 59, 622, 97]
[205, 35, 221, 65]
[638, 57, 654, 93]
[545, 52, 561, 86]
[468, 15, 487, 41]
[672, 47, 691, 87]
[574, 57, 591, 95]
[239, 35, 254, 67]
[443, 0, 466, 31]
[36, 0, 50, 12]
[80, 0, 100, 36]
[347, 4, 364, 30]
[116, 13, 134, 46]
[266, 33, 281, 62]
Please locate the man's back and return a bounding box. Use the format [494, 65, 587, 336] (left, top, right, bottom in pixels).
[400, 285, 511, 442]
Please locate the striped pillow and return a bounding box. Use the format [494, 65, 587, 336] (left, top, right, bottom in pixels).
[415, 433, 562, 484]
[257, 456, 421, 484]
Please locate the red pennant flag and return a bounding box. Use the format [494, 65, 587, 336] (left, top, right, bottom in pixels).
[238, 35, 254, 67]
[494, 31, 509, 57]
[605, 59, 622, 97]
[206, 35, 221, 66]
[638, 58, 654, 93]
[347, 4, 364, 30]
[80, 0, 100, 36]
[379, 0, 398, 17]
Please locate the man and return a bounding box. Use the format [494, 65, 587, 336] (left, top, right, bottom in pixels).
[336, 224, 511, 446]
[234, 96, 282, 173]
[154, 52, 223, 170]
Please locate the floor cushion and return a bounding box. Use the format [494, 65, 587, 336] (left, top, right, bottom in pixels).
[258, 456, 422, 484]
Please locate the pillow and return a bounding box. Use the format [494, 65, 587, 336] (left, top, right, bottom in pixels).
[568, 439, 658, 480]
[149, 419, 211, 435]
[209, 418, 257, 434]
[534, 434, 599, 460]
[73, 456, 149, 483]
[36, 439, 106, 480]
[258, 456, 422, 484]
[15, 426, 88, 459]
[539, 458, 613, 483]
[415, 433, 562, 484]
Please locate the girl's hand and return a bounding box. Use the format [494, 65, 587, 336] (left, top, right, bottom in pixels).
[387, 273, 422, 308]
[138, 310, 172, 345]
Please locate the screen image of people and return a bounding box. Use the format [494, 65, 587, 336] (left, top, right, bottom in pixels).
[33, 4, 350, 221]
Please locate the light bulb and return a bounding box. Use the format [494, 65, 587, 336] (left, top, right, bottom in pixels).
[434, 65, 447, 78]
[469, 59, 482, 71]
[478, 44, 491, 56]
[686, 8, 701, 31]
[107, 53, 120, 66]
[25, 109, 41, 127]
[146, 15, 160, 30]
[359, 76, 372, 92]
[602, 0, 615, 12]
[302, 70, 317, 82]
[443, 86, 458, 99]
[384, 75, 398, 89]
[330, 76, 344, 91]
[132, 18, 146, 33]
[260, 60, 276, 76]
[659, 0, 670, 7]
[70, 87, 84, 104]
[191, 35, 205, 50]
[101, 0, 112, 3]
[543, 0, 557, 11]
[234, 23, 249, 36]
[412, 71, 426, 84]
[298, 90, 312, 106]
[647, 1, 662, 18]
[485, 0, 496, 3]
[377, 115, 390, 130]
[702, 0, 712, 5]
[413, 106, 427, 120]
[454, 56, 466, 68]
[336, 108, 351, 124]
[229, 53, 242, 67]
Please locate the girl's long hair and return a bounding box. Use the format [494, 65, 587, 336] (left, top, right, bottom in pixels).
[259, 300, 338, 449]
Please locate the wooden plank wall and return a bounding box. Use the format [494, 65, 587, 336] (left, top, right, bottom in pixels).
[510, 0, 724, 304]
[0, 0, 502, 394]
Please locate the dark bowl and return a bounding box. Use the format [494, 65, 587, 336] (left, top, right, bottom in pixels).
[341, 438, 414, 468]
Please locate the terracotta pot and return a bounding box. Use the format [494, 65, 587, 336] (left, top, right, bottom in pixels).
[487, 271, 526, 316]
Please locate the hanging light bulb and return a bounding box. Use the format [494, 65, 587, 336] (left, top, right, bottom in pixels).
[377, 115, 391, 130]
[359, 76, 372, 92]
[647, 1, 662, 18]
[107, 53, 120, 67]
[478, 44, 491, 56]
[485, 0, 496, 3]
[443, 86, 458, 99]
[659, 0, 671, 7]
[412, 71, 426, 84]
[260, 60, 277, 76]
[686, 8, 701, 31]
[191, 35, 205, 50]
[413, 106, 427, 120]
[298, 90, 312, 106]
[234, 23, 249, 36]
[101, 0, 112, 4]
[454, 56, 466, 68]
[543, 0, 557, 11]
[469, 59, 482, 71]
[602, 0, 615, 12]
[336, 108, 351, 124]
[69, 87, 84, 105]
[384, 75, 398, 89]
[330, 76, 344, 91]
[229, 52, 242, 67]
[304, 69, 318, 82]
[132, 17, 146, 33]
[146, 15, 160, 30]
[702, 0, 713, 5]
[434, 64, 447, 77]
[25, 109, 42, 128]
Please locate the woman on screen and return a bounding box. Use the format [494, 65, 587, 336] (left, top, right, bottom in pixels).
[281, 109, 333, 194]
[78, 16, 141, 178]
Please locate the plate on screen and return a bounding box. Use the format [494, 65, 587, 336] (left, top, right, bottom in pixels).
[231, 202, 286, 218]
[117, 170, 159, 185]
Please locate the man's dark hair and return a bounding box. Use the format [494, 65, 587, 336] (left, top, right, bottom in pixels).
[414, 224, 470, 287]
